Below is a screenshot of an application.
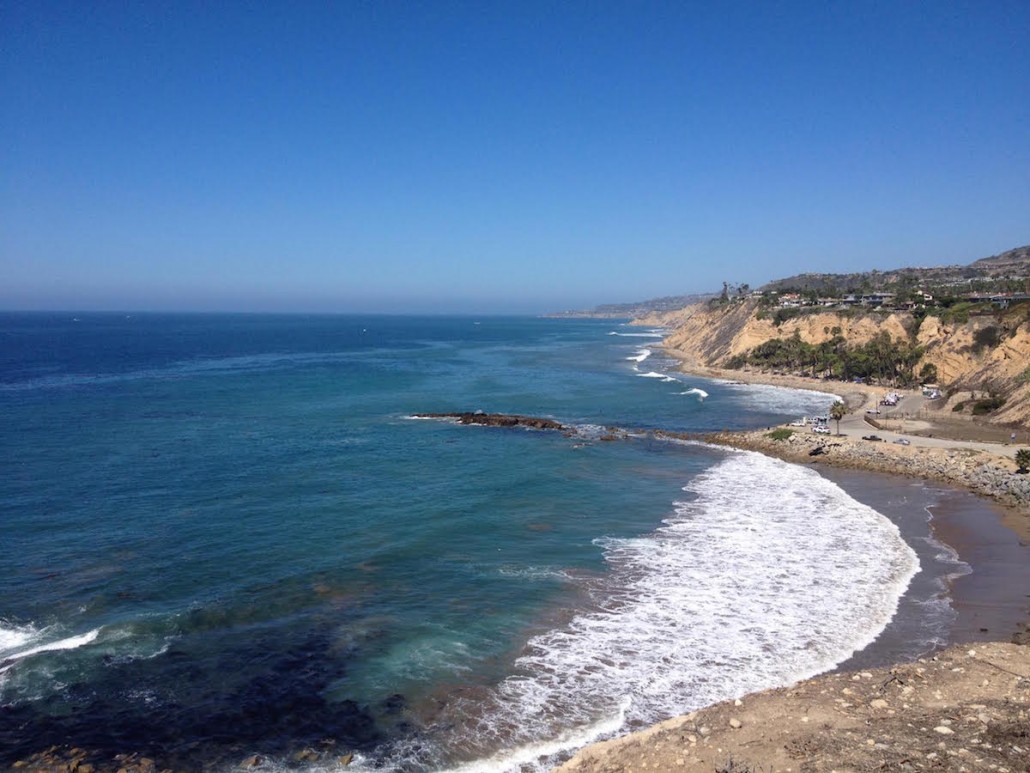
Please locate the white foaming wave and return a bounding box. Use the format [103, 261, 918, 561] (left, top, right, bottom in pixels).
[498, 566, 573, 583]
[443, 698, 630, 773]
[437, 450, 918, 771]
[0, 621, 39, 656]
[718, 380, 837, 416]
[0, 628, 101, 675]
[635, 371, 679, 383]
[625, 348, 652, 363]
[608, 331, 665, 338]
[679, 387, 709, 400]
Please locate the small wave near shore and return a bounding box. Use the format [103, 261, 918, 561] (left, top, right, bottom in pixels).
[380, 449, 919, 772]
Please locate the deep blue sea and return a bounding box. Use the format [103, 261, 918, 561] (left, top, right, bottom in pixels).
[1, 313, 955, 771]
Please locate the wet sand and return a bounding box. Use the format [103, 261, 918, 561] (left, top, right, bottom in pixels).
[926, 490, 1030, 641]
[819, 466, 1030, 671]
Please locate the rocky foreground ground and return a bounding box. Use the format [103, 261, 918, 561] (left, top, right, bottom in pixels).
[556, 641, 1030, 773]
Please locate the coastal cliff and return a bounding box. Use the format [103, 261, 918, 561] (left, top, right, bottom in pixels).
[639, 300, 1030, 426]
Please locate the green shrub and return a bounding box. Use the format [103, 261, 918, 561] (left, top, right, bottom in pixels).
[767, 428, 794, 441]
[971, 397, 1006, 415]
[972, 326, 1002, 353]
[937, 302, 974, 325]
[771, 307, 802, 326]
[1017, 365, 1030, 384]
[952, 401, 966, 412]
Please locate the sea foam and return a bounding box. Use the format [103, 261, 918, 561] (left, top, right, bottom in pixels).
[715, 380, 838, 414]
[679, 387, 709, 400]
[422, 449, 919, 772]
[635, 371, 679, 383]
[0, 629, 102, 676]
[0, 622, 38, 657]
[608, 331, 665, 338]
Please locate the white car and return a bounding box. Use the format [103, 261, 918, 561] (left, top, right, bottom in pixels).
[813, 425, 831, 434]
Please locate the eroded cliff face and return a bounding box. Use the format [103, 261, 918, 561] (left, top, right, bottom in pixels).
[646, 301, 1030, 426]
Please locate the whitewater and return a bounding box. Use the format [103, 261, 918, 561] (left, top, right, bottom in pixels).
[366, 449, 919, 772]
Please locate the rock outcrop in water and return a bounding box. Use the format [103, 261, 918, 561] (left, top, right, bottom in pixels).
[414, 412, 566, 430]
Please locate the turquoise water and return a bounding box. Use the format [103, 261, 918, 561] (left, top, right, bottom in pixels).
[1, 314, 932, 770]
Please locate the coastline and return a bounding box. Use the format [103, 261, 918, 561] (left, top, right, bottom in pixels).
[668, 347, 1030, 639]
[815, 467, 1030, 655]
[659, 347, 1029, 538]
[556, 348, 1030, 772]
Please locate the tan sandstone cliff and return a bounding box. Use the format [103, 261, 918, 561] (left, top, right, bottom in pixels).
[640, 301, 1030, 426]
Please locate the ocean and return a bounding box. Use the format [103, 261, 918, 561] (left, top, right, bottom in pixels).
[0, 313, 961, 771]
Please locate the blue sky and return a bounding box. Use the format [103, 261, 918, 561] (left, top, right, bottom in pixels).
[3, 1, 1028, 313]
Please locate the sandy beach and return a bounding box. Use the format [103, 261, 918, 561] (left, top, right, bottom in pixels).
[673, 353, 1030, 638]
[818, 468, 1030, 654]
[555, 352, 1030, 772]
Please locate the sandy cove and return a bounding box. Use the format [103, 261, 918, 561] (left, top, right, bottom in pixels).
[554, 353, 1030, 773]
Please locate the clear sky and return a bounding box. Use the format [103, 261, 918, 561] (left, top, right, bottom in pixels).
[3, 1, 1028, 313]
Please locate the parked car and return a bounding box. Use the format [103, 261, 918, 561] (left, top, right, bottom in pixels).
[813, 426, 831, 434]
[861, 434, 884, 442]
[893, 438, 911, 445]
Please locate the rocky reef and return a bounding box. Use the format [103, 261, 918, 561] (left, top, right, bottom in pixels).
[413, 412, 566, 430]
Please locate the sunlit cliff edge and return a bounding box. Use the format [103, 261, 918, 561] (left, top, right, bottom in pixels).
[636, 298, 1030, 427]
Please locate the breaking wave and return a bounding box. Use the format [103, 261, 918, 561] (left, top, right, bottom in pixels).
[380, 449, 919, 771]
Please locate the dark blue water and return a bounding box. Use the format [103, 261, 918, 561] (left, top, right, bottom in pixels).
[0, 313, 936, 771]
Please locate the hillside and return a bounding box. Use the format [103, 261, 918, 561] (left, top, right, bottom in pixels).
[642, 300, 1030, 426]
[551, 245, 1029, 319]
[762, 244, 1030, 295]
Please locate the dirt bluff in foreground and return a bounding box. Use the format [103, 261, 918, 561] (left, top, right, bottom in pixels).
[556, 641, 1030, 773]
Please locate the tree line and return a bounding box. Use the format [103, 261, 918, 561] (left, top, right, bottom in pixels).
[725, 329, 935, 386]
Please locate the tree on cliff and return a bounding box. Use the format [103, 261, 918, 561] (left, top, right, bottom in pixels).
[829, 400, 847, 435]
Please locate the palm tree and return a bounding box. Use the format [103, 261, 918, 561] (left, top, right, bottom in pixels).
[830, 400, 847, 435]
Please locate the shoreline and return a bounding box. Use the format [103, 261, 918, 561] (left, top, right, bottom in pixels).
[557, 353, 1030, 772]
[815, 467, 1030, 656]
[669, 348, 1030, 641]
[660, 347, 1029, 538]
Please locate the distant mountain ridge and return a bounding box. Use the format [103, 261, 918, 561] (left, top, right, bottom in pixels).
[549, 293, 715, 319]
[552, 245, 1029, 318]
[761, 245, 1030, 295]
